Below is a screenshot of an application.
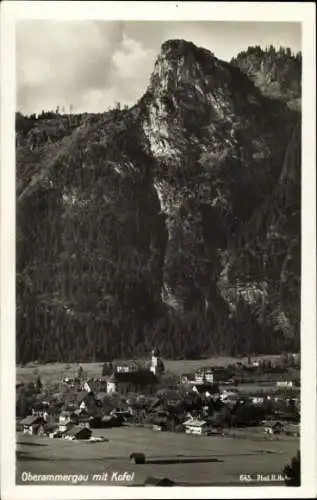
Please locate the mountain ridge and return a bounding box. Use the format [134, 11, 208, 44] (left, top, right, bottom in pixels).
[16, 39, 301, 362]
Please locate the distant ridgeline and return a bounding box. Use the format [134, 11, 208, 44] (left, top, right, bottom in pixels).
[231, 45, 301, 106]
[16, 41, 301, 363]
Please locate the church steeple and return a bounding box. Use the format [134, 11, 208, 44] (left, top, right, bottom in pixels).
[150, 348, 164, 376]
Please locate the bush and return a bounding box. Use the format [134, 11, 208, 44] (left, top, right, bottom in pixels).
[102, 362, 113, 376]
[232, 403, 266, 427]
[283, 450, 300, 486]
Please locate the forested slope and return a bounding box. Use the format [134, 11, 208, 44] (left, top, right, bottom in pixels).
[16, 40, 301, 362]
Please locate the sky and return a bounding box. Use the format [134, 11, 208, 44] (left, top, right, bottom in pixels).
[16, 21, 301, 114]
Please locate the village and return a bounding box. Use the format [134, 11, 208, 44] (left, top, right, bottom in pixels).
[16, 350, 300, 443]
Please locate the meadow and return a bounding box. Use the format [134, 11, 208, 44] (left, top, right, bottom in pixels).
[16, 426, 298, 486]
[16, 354, 284, 384]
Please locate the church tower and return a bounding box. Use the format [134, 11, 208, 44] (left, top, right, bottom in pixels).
[150, 348, 164, 376]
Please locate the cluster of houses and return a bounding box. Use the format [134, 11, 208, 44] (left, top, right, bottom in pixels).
[17, 351, 300, 441]
[19, 349, 164, 439]
[180, 367, 214, 385]
[20, 413, 94, 440]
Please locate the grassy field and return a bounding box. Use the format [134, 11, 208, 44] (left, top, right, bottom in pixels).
[16, 354, 284, 384]
[16, 426, 298, 486]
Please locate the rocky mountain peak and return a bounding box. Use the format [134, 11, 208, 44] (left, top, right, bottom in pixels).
[161, 38, 198, 53]
[16, 39, 301, 362]
[144, 38, 280, 158]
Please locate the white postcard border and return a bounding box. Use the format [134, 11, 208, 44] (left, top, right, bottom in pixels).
[1, 2, 316, 499]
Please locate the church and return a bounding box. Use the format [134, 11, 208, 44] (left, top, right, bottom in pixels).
[149, 348, 165, 376]
[106, 349, 164, 395]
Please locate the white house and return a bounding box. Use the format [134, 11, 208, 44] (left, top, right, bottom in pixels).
[107, 378, 117, 394]
[192, 384, 218, 399]
[264, 421, 283, 436]
[179, 373, 192, 384]
[183, 417, 211, 436]
[194, 368, 214, 384]
[58, 411, 74, 433]
[276, 381, 293, 388]
[220, 389, 239, 402]
[21, 415, 43, 435]
[252, 396, 265, 405]
[79, 400, 88, 411]
[83, 381, 92, 392]
[115, 362, 138, 373]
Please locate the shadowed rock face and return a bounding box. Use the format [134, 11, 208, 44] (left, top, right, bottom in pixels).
[16, 39, 301, 362]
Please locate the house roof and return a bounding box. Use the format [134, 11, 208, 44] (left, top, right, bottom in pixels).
[60, 410, 73, 417]
[114, 360, 139, 367]
[150, 397, 162, 409]
[144, 476, 175, 486]
[183, 418, 207, 427]
[83, 380, 101, 393]
[195, 367, 214, 374]
[21, 415, 43, 425]
[102, 415, 115, 422]
[108, 369, 159, 385]
[65, 425, 91, 437]
[264, 421, 283, 428]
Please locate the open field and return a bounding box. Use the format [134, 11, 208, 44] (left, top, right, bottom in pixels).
[220, 382, 300, 394]
[16, 355, 286, 384]
[16, 426, 298, 486]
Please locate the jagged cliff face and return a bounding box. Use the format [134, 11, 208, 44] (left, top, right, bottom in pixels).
[141, 40, 297, 318]
[16, 39, 301, 362]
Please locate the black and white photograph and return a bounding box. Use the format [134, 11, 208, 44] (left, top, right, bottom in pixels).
[0, 2, 316, 499]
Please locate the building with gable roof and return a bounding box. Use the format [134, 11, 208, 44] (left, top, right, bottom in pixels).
[107, 369, 159, 395]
